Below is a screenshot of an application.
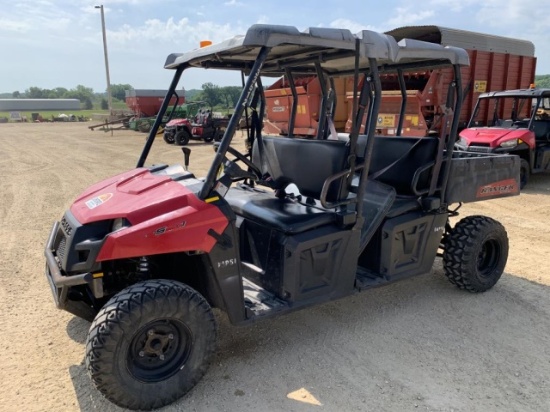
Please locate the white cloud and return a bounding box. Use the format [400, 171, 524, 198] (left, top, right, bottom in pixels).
[328, 19, 377, 33]
[429, 0, 477, 12]
[106, 17, 245, 47]
[224, 0, 244, 6]
[257, 15, 269, 24]
[0, 18, 31, 32]
[386, 7, 434, 28]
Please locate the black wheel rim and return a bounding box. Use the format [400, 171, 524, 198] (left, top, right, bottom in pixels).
[127, 319, 192, 383]
[477, 238, 500, 278]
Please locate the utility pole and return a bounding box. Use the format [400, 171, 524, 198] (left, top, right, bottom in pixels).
[95, 5, 113, 115]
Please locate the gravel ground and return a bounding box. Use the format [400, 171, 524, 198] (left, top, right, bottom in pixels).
[1, 122, 549, 412]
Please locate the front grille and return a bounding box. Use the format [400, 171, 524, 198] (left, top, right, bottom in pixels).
[55, 211, 110, 273]
[467, 145, 492, 153]
[60, 216, 73, 236]
[56, 236, 67, 260]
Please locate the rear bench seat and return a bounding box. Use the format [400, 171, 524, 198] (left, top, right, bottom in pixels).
[349, 134, 439, 197]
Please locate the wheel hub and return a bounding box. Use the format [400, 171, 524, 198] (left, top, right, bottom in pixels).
[140, 329, 174, 360]
[128, 319, 192, 382]
[477, 239, 500, 278]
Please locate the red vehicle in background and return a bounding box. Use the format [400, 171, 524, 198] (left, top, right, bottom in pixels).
[163, 101, 229, 145]
[455, 87, 550, 188]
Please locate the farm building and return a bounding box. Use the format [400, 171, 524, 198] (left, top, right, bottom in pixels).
[0, 99, 81, 111]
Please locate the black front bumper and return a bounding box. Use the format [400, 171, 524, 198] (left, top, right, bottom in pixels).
[44, 221, 99, 321]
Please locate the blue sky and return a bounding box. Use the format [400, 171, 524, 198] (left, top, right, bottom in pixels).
[1, 0, 549, 94]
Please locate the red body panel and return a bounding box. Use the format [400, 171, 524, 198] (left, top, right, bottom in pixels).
[70, 168, 229, 261]
[166, 118, 191, 127]
[191, 126, 203, 136]
[460, 128, 535, 148]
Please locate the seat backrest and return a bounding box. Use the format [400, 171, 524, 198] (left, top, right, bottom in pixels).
[500, 119, 514, 128]
[344, 134, 438, 196]
[253, 136, 350, 202]
[369, 136, 439, 195]
[533, 120, 550, 142]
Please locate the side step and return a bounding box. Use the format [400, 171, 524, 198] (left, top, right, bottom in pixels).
[355, 266, 388, 291]
[243, 277, 288, 318]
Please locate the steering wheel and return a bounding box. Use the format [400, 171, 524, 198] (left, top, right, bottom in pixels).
[225, 146, 262, 178]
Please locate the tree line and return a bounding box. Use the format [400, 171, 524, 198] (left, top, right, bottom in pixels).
[535, 75, 550, 89]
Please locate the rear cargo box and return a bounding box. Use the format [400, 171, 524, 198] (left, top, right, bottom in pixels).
[445, 152, 520, 203]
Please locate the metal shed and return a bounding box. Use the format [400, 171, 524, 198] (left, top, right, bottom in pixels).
[0, 99, 81, 111]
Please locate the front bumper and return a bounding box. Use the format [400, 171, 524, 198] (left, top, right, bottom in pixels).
[164, 127, 176, 138]
[45, 221, 90, 306]
[44, 221, 101, 321]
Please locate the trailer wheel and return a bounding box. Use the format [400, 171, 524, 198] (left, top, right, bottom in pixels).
[175, 129, 191, 146]
[86, 280, 217, 411]
[443, 215, 508, 292]
[519, 159, 529, 189]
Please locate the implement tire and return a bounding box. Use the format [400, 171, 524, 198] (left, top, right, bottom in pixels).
[443, 215, 508, 293]
[85, 279, 217, 410]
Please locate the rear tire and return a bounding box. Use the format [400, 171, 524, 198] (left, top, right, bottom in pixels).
[203, 131, 215, 143]
[214, 128, 224, 142]
[175, 129, 191, 146]
[443, 215, 508, 292]
[85, 280, 217, 410]
[519, 159, 529, 189]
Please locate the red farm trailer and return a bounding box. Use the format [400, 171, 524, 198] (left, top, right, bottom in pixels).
[263, 76, 351, 135]
[264, 26, 536, 137]
[125, 89, 184, 117]
[376, 25, 537, 136]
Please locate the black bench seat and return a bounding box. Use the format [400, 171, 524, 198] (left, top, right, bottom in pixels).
[225, 186, 336, 234]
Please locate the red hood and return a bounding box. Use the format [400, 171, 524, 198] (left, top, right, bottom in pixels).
[460, 127, 532, 148]
[166, 118, 190, 127]
[70, 168, 206, 225]
[68, 167, 229, 260]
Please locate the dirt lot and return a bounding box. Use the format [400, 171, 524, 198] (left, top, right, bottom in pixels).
[1, 122, 550, 412]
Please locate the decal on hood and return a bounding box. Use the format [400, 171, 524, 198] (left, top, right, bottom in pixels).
[86, 193, 113, 209]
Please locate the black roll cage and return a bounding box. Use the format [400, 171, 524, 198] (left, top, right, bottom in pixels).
[138, 25, 467, 223]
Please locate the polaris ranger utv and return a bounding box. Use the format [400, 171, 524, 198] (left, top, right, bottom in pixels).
[163, 101, 229, 145]
[44, 25, 520, 410]
[456, 87, 550, 188]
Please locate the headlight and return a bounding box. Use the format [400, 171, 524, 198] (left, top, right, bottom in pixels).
[112, 218, 131, 232]
[499, 139, 518, 148]
[455, 137, 468, 148]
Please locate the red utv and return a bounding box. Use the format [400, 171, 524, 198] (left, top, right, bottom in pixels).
[164, 101, 228, 145]
[456, 87, 550, 188]
[44, 25, 519, 410]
